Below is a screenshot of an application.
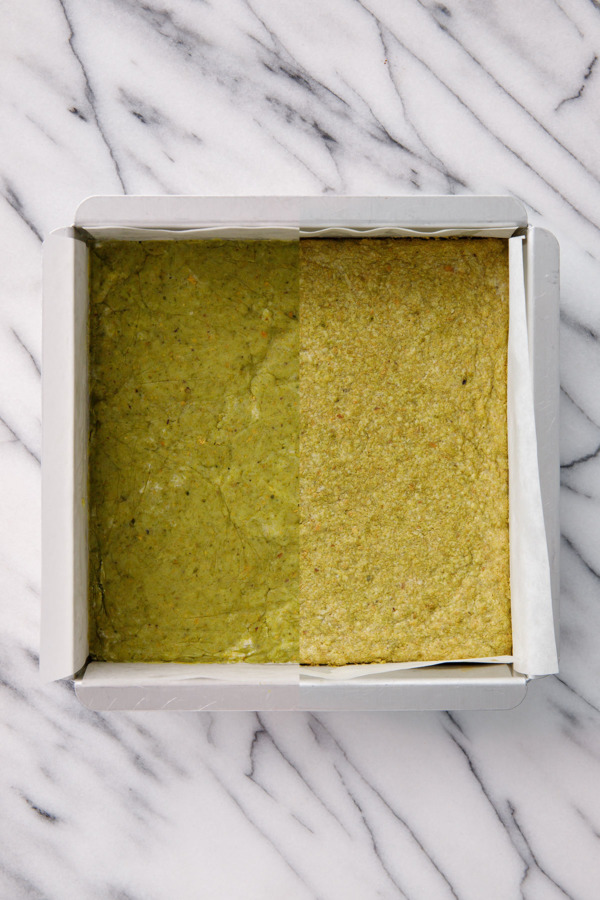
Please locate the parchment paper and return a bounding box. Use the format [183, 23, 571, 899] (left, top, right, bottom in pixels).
[507, 237, 558, 677]
[43, 223, 557, 685]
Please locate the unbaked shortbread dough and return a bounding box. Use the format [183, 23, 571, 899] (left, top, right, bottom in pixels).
[88, 240, 299, 663]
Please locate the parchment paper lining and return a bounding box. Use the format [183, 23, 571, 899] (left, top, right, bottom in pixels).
[82, 662, 300, 686]
[507, 237, 558, 677]
[84, 231, 556, 680]
[43, 224, 557, 683]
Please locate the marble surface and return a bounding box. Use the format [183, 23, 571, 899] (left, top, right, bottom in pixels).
[2, 0, 600, 897]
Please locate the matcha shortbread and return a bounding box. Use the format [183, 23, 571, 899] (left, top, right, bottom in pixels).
[299, 238, 511, 665]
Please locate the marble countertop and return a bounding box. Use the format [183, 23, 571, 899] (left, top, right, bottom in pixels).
[2, 1, 600, 897]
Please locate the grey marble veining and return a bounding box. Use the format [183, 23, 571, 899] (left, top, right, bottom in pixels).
[2, 0, 600, 897]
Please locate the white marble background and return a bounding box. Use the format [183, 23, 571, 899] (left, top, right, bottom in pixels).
[2, 0, 600, 897]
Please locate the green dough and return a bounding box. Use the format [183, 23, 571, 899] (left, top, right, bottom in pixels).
[88, 240, 299, 662]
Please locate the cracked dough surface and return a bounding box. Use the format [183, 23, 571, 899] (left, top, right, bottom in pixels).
[88, 240, 299, 662]
[299, 238, 511, 665]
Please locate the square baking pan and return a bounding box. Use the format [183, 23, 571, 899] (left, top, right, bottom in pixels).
[41, 196, 559, 710]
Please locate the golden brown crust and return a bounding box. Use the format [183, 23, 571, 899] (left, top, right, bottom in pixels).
[299, 238, 511, 665]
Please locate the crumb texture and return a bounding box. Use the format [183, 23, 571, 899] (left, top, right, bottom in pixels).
[299, 238, 511, 665]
